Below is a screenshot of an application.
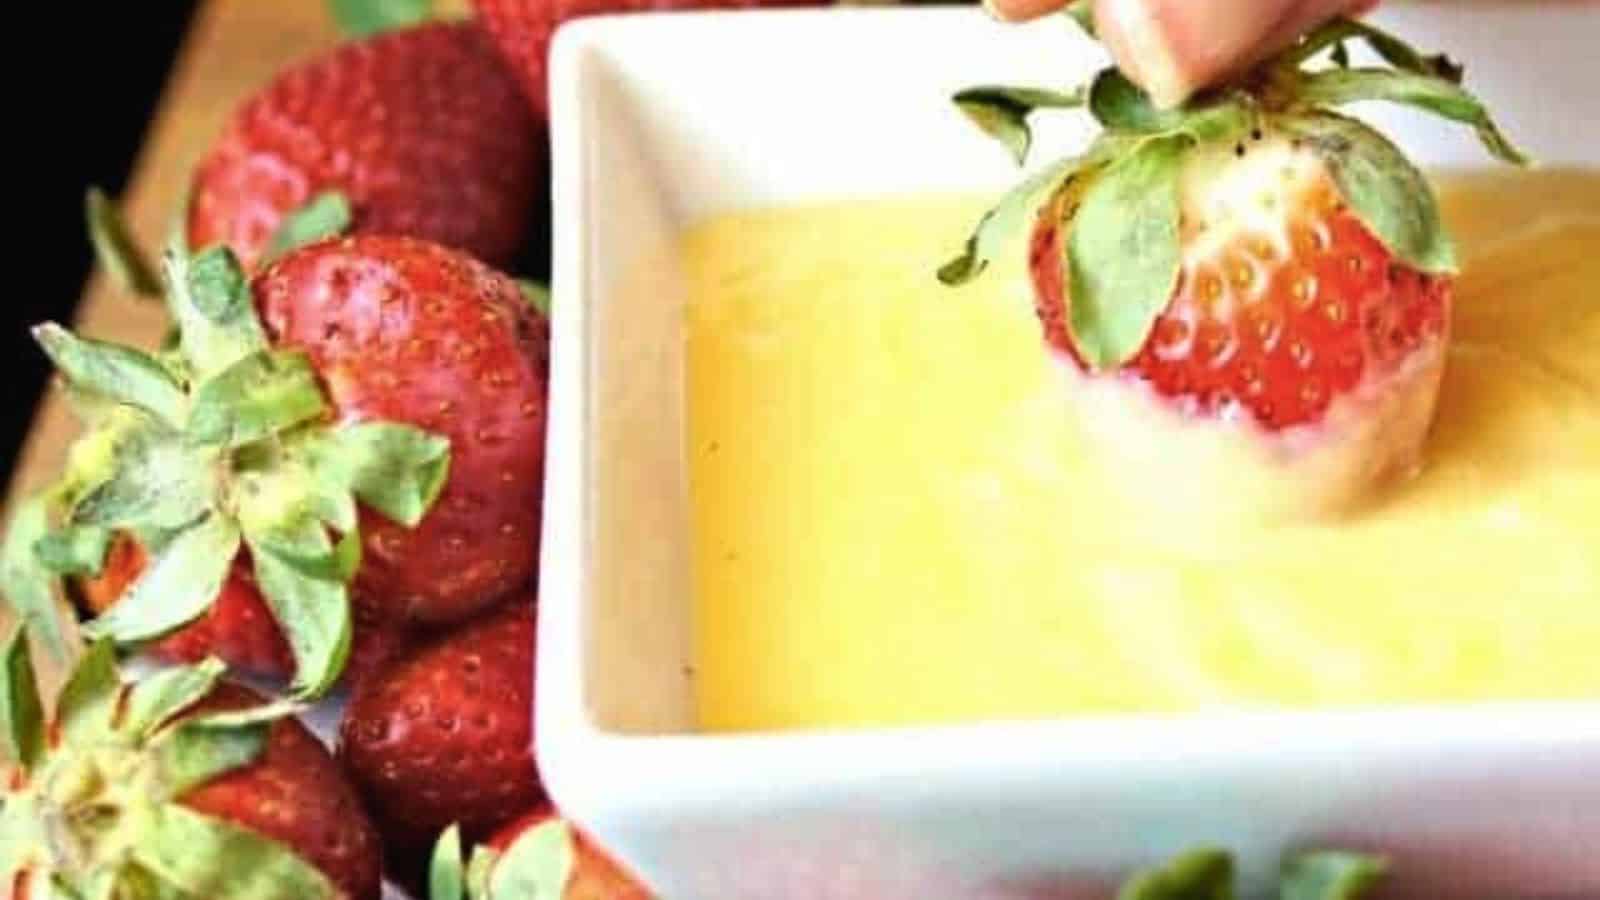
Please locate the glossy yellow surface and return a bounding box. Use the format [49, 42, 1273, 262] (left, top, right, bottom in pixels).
[686, 171, 1600, 733]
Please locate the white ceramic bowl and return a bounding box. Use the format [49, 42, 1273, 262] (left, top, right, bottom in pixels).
[539, 6, 1600, 898]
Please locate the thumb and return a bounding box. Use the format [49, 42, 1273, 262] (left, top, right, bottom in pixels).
[1095, 0, 1376, 108]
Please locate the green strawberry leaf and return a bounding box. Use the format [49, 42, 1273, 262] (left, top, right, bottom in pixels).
[119, 657, 227, 738]
[179, 699, 304, 732]
[34, 524, 113, 576]
[186, 350, 329, 448]
[1088, 70, 1248, 142]
[1065, 134, 1187, 368]
[148, 700, 300, 794]
[487, 820, 576, 900]
[238, 438, 360, 536]
[953, 85, 1086, 166]
[49, 873, 93, 900]
[1088, 69, 1177, 133]
[245, 524, 354, 700]
[1285, 17, 1462, 83]
[186, 245, 255, 322]
[1, 492, 74, 660]
[1116, 847, 1236, 900]
[153, 714, 274, 798]
[68, 423, 215, 533]
[1063, 0, 1096, 37]
[1, 625, 45, 771]
[1281, 112, 1456, 274]
[63, 379, 132, 431]
[82, 514, 241, 646]
[165, 241, 269, 380]
[256, 438, 363, 531]
[431, 825, 467, 900]
[249, 525, 361, 584]
[85, 187, 162, 299]
[1297, 68, 1527, 166]
[466, 846, 501, 898]
[1280, 851, 1387, 900]
[329, 0, 434, 37]
[313, 422, 452, 528]
[938, 151, 1097, 286]
[32, 324, 187, 427]
[519, 280, 551, 318]
[263, 191, 353, 265]
[307, 474, 360, 536]
[87, 865, 174, 900]
[55, 638, 122, 745]
[135, 804, 340, 899]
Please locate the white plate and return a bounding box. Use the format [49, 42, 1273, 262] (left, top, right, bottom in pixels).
[540, 6, 1600, 898]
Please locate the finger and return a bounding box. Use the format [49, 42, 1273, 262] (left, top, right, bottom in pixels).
[1256, 0, 1380, 64]
[1095, 0, 1373, 108]
[984, 0, 1070, 24]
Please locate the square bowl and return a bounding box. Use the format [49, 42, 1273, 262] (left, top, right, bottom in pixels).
[540, 6, 1600, 897]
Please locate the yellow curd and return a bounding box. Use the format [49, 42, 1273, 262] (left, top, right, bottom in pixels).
[685, 171, 1600, 732]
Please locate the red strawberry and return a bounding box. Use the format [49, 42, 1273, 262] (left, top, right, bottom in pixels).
[428, 808, 654, 899]
[3, 630, 382, 900]
[942, 16, 1525, 518]
[7, 233, 546, 699]
[256, 236, 549, 625]
[1027, 142, 1452, 432]
[188, 21, 540, 270]
[340, 598, 542, 854]
[472, 0, 821, 118]
[347, 597, 418, 694]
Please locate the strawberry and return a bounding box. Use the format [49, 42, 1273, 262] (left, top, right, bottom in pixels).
[339, 598, 542, 854]
[256, 236, 549, 626]
[1, 627, 382, 900]
[428, 809, 654, 899]
[188, 21, 540, 270]
[472, 0, 821, 118]
[1026, 162, 1451, 432]
[941, 14, 1525, 518]
[2, 233, 546, 699]
[78, 534, 295, 676]
[346, 598, 419, 694]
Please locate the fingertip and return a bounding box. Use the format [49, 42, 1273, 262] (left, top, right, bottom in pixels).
[982, 0, 1071, 24]
[1096, 0, 1195, 108]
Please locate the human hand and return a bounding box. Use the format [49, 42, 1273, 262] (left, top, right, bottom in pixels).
[986, 0, 1379, 108]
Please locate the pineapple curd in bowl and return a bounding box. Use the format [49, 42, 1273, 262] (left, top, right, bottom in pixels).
[684, 170, 1600, 733]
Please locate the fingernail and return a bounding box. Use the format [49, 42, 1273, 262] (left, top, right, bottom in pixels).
[1099, 0, 1194, 108]
[981, 0, 1056, 24]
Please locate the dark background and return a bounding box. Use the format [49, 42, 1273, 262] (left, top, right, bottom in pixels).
[7, 5, 200, 480]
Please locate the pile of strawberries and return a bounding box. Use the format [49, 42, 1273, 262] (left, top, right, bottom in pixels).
[1, 1, 815, 897]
